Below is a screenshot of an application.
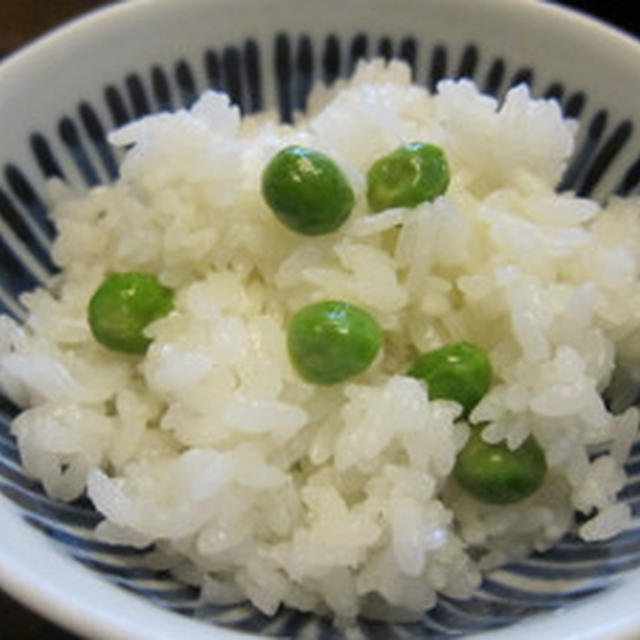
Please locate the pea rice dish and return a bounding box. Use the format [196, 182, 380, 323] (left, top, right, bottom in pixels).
[2, 59, 640, 622]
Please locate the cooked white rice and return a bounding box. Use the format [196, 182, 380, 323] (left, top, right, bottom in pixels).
[1, 59, 640, 621]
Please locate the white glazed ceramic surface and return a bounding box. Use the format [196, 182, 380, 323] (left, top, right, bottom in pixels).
[1, 1, 640, 638]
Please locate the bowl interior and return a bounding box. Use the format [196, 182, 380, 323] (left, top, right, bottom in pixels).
[1, 1, 640, 638]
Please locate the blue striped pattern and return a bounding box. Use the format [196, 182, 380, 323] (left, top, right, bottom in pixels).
[0, 32, 639, 638]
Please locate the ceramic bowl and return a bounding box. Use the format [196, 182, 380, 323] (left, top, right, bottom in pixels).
[1, 1, 640, 638]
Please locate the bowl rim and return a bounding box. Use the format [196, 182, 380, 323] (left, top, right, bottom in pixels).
[1, 1, 640, 639]
[1, 0, 640, 83]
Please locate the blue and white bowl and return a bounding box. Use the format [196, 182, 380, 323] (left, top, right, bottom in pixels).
[1, 1, 640, 638]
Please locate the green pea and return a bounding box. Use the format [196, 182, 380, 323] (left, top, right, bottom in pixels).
[454, 426, 547, 504]
[88, 272, 173, 354]
[261, 145, 355, 235]
[407, 342, 491, 417]
[366, 142, 450, 212]
[287, 301, 383, 385]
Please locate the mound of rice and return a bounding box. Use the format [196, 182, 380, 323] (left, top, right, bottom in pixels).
[1, 59, 640, 621]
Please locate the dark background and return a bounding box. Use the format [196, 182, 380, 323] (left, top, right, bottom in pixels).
[556, 1, 639, 38]
[0, 1, 638, 639]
